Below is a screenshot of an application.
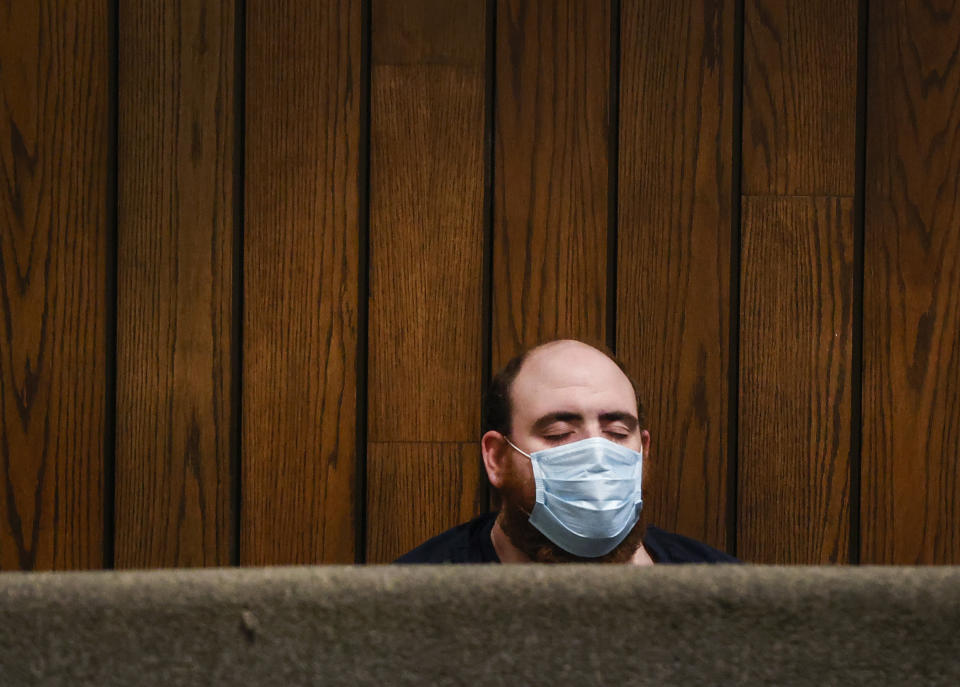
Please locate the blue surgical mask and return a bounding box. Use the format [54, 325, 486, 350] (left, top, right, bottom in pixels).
[504, 436, 644, 558]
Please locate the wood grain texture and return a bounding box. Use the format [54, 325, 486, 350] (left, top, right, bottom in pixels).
[862, 1, 960, 564]
[616, 0, 733, 551]
[742, 0, 857, 195]
[366, 442, 485, 562]
[738, 197, 853, 563]
[368, 0, 486, 442]
[0, 1, 108, 570]
[373, 0, 485, 67]
[491, 0, 609, 367]
[243, 0, 360, 565]
[114, 0, 235, 568]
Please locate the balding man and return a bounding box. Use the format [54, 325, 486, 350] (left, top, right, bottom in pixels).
[397, 340, 737, 564]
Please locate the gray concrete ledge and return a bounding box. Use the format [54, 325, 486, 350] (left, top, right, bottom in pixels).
[1, 565, 959, 685]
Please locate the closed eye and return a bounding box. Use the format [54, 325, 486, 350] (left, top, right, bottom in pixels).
[543, 432, 573, 443]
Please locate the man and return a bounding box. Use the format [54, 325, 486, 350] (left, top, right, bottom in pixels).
[397, 339, 737, 564]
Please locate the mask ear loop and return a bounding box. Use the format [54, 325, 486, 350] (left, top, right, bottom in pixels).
[503, 436, 548, 507]
[500, 436, 541, 516]
[502, 436, 532, 459]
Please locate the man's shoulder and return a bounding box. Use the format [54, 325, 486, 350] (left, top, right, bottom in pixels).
[395, 512, 499, 564]
[643, 526, 740, 563]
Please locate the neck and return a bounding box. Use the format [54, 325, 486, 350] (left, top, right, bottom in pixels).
[490, 511, 654, 565]
[491, 515, 532, 562]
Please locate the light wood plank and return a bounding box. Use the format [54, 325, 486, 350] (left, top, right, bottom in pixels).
[739, 197, 853, 563]
[491, 0, 610, 367]
[0, 0, 109, 570]
[368, 0, 486, 442]
[742, 0, 857, 195]
[115, 0, 235, 568]
[366, 442, 485, 562]
[243, 0, 361, 564]
[862, 0, 960, 564]
[617, 0, 734, 551]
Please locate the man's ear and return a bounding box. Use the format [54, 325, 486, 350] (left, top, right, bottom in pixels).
[640, 429, 651, 454]
[481, 431, 510, 489]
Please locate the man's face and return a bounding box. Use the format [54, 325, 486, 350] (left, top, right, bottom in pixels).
[493, 340, 650, 562]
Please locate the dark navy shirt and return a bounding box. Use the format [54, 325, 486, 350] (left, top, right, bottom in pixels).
[396, 512, 739, 564]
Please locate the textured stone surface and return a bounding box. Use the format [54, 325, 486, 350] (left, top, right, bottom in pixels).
[1, 565, 959, 685]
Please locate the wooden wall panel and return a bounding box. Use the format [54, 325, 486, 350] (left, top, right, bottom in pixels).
[368, 0, 485, 442]
[617, 0, 734, 550]
[738, 0, 857, 563]
[243, 0, 360, 565]
[115, 0, 235, 568]
[492, 0, 609, 367]
[0, 1, 109, 570]
[367, 0, 487, 560]
[12, 0, 960, 570]
[739, 198, 853, 563]
[366, 443, 484, 562]
[862, 1, 960, 564]
[742, 0, 857, 194]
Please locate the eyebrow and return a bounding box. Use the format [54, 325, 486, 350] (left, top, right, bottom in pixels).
[599, 411, 639, 431]
[531, 412, 582, 433]
[531, 411, 639, 433]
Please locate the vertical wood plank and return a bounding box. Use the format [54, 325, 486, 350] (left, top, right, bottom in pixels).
[368, 0, 486, 442]
[0, 1, 108, 570]
[115, 0, 235, 568]
[862, 1, 960, 564]
[243, 0, 360, 565]
[739, 198, 853, 563]
[491, 0, 610, 367]
[366, 443, 484, 562]
[617, 0, 734, 550]
[742, 0, 858, 195]
[367, 0, 487, 559]
[737, 0, 857, 563]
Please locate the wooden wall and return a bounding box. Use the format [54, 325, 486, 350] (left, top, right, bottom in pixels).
[2, 0, 958, 569]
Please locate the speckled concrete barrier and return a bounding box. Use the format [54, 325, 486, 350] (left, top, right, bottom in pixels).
[1, 565, 958, 685]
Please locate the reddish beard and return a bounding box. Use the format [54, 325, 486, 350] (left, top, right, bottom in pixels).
[496, 463, 648, 564]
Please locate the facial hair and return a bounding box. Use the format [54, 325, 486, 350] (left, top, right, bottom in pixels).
[497, 461, 648, 564]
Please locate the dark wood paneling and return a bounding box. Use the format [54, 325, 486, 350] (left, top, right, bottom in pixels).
[491, 0, 609, 367]
[862, 1, 960, 564]
[367, 0, 487, 557]
[742, 0, 857, 195]
[368, 0, 486, 442]
[0, 1, 108, 570]
[366, 442, 485, 562]
[738, 0, 857, 564]
[115, 0, 235, 568]
[617, 0, 734, 550]
[373, 0, 485, 67]
[739, 197, 853, 563]
[243, 0, 360, 565]
[13, 0, 960, 570]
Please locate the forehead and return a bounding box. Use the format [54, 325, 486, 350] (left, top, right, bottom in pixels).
[510, 342, 638, 424]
